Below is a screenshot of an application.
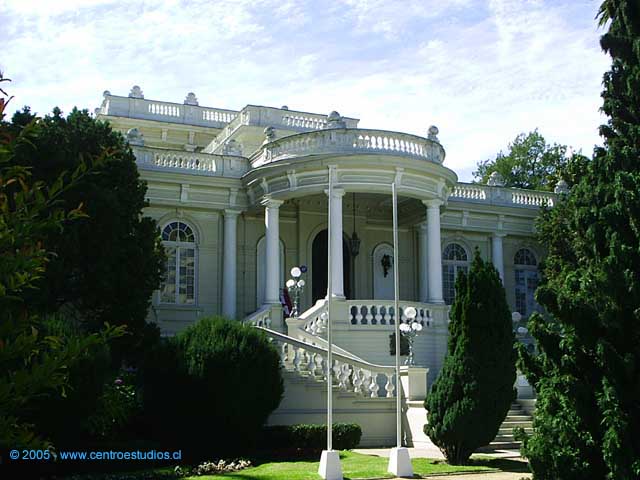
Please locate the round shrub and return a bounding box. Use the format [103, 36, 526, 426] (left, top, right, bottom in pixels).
[141, 316, 283, 459]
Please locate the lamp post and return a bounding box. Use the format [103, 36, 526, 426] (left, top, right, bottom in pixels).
[286, 267, 305, 318]
[399, 306, 423, 366]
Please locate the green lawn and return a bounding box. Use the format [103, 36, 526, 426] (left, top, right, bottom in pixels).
[185, 451, 500, 480]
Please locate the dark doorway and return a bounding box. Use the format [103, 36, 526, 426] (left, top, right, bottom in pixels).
[312, 229, 351, 303]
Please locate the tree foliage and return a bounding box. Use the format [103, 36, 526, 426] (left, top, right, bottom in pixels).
[473, 130, 587, 191]
[517, 2, 640, 478]
[141, 316, 284, 460]
[8, 106, 165, 362]
[0, 73, 124, 451]
[424, 251, 516, 465]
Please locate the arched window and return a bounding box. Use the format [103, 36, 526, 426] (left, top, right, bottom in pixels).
[514, 248, 538, 317]
[160, 221, 197, 304]
[442, 243, 469, 305]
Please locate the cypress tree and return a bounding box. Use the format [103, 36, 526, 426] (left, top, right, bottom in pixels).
[517, 2, 640, 478]
[424, 251, 516, 465]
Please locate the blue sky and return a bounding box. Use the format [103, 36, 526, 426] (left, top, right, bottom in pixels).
[1, 0, 609, 181]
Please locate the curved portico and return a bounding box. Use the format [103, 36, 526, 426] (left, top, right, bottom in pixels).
[241, 126, 457, 311]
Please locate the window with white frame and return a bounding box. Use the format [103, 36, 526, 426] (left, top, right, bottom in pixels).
[514, 248, 539, 317]
[442, 243, 469, 305]
[160, 221, 196, 304]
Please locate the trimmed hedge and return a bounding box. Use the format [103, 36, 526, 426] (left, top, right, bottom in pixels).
[141, 317, 284, 459]
[262, 423, 362, 451]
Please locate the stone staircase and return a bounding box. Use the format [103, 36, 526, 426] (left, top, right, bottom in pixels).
[480, 402, 534, 451]
[259, 326, 399, 446]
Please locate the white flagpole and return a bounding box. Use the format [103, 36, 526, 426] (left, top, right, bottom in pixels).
[388, 182, 413, 477]
[392, 182, 401, 448]
[319, 166, 342, 480]
[327, 168, 334, 452]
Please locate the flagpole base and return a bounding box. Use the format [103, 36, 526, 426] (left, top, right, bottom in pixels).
[319, 450, 343, 480]
[388, 447, 413, 477]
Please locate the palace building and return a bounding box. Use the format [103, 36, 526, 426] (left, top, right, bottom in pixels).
[96, 86, 554, 446]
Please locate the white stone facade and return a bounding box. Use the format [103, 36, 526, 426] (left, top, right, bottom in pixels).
[96, 88, 548, 443]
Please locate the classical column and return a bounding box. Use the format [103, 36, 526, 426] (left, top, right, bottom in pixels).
[418, 223, 429, 303]
[222, 209, 240, 318]
[326, 188, 345, 299]
[424, 200, 444, 303]
[492, 233, 506, 282]
[262, 197, 283, 304]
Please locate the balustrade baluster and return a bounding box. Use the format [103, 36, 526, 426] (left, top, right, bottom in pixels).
[352, 368, 362, 394]
[369, 373, 380, 398]
[307, 351, 315, 374]
[361, 371, 371, 396]
[385, 373, 395, 398]
[350, 305, 357, 325]
[332, 361, 341, 387]
[365, 305, 374, 325]
[314, 353, 323, 377]
[293, 347, 301, 372]
[374, 306, 382, 324]
[339, 364, 350, 390]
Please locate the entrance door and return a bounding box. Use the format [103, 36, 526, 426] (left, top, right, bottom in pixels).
[311, 229, 351, 303]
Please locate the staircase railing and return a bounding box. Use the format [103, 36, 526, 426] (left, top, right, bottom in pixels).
[245, 305, 275, 328]
[257, 326, 396, 399]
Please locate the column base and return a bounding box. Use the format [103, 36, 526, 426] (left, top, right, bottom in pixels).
[318, 450, 343, 480]
[388, 447, 413, 477]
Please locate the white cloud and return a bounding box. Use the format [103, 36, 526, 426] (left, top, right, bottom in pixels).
[0, 0, 610, 181]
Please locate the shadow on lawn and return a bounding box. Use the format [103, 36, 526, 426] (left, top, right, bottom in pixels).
[472, 457, 531, 473]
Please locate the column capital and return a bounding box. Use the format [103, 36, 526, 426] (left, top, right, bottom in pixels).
[224, 209, 242, 218]
[260, 195, 284, 209]
[493, 232, 507, 238]
[423, 198, 443, 209]
[324, 187, 346, 198]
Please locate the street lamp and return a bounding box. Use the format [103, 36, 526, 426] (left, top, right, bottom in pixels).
[286, 267, 305, 318]
[399, 306, 423, 366]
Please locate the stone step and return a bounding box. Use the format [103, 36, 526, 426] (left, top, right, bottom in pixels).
[507, 409, 523, 415]
[499, 426, 533, 435]
[502, 415, 532, 422]
[501, 420, 534, 428]
[478, 441, 521, 451]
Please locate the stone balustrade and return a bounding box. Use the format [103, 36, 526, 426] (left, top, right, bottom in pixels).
[132, 146, 249, 178]
[253, 128, 445, 166]
[97, 93, 238, 128]
[245, 305, 274, 328]
[257, 326, 396, 398]
[346, 301, 434, 327]
[450, 182, 556, 208]
[298, 300, 329, 335]
[205, 105, 359, 154]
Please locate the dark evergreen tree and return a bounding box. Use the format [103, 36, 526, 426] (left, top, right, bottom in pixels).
[7, 107, 165, 363]
[517, 2, 640, 478]
[424, 251, 516, 465]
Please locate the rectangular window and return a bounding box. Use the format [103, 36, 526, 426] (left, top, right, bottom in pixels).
[442, 265, 468, 305]
[515, 269, 538, 317]
[160, 246, 195, 304]
[161, 247, 177, 303]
